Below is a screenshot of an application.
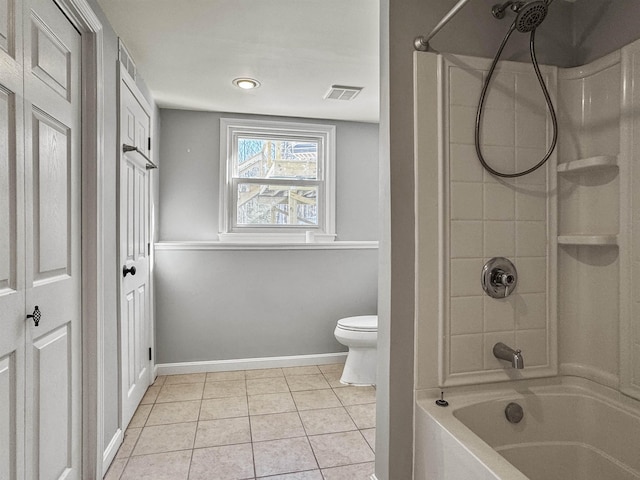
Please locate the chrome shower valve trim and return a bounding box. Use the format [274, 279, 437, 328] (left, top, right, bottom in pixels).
[482, 257, 518, 298]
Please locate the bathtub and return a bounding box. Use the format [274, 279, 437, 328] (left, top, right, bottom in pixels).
[415, 377, 640, 479]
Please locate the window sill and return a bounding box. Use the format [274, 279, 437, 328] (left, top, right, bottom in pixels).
[218, 232, 337, 243]
[154, 240, 379, 251]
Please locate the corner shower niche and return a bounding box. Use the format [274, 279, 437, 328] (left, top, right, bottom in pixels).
[557, 41, 640, 401]
[557, 156, 619, 246]
[557, 53, 621, 248]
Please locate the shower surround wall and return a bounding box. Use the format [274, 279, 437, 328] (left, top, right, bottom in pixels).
[416, 53, 558, 387]
[556, 50, 622, 387]
[415, 39, 640, 400]
[403, 2, 640, 479]
[558, 39, 640, 401]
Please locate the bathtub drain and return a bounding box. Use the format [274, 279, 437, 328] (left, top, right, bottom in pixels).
[505, 402, 524, 423]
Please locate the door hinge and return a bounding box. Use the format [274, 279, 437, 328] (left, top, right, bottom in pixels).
[148, 242, 151, 255]
[149, 347, 152, 361]
[148, 137, 151, 151]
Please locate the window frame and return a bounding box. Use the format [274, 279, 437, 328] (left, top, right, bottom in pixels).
[219, 118, 336, 242]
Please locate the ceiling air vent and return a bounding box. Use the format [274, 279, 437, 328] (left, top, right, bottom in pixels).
[324, 85, 363, 101]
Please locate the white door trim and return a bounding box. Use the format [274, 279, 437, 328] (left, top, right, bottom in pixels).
[119, 64, 153, 117]
[51, 0, 105, 478]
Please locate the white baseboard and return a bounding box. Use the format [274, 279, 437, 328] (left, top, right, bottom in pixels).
[156, 352, 347, 376]
[102, 428, 123, 476]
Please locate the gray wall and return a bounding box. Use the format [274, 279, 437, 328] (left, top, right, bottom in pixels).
[159, 110, 379, 242]
[155, 249, 377, 363]
[573, 0, 640, 65]
[427, 0, 575, 66]
[156, 109, 379, 364]
[419, 0, 640, 69]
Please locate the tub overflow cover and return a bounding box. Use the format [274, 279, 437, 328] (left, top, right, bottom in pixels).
[435, 391, 449, 407]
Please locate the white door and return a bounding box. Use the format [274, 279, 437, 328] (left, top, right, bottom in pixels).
[0, 0, 82, 478]
[24, 0, 82, 478]
[119, 72, 152, 428]
[0, 1, 26, 478]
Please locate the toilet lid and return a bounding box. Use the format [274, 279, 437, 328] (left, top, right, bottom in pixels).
[337, 315, 378, 332]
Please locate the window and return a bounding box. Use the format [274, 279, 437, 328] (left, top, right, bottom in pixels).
[219, 119, 336, 242]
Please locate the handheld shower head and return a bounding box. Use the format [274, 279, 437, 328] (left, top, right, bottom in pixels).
[514, 1, 548, 32]
[478, 0, 557, 178]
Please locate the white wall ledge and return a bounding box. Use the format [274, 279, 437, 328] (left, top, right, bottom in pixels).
[218, 232, 337, 243]
[155, 240, 379, 251]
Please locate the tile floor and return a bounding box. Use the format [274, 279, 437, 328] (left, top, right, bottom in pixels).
[105, 363, 376, 480]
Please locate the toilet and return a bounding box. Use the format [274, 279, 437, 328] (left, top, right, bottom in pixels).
[334, 315, 378, 386]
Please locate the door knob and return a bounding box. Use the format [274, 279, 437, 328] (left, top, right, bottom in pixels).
[123, 265, 137, 277]
[27, 306, 41, 326]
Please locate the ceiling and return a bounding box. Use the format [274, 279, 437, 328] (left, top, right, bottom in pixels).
[97, 0, 380, 123]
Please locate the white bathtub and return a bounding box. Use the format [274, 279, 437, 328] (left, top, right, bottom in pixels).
[415, 377, 640, 479]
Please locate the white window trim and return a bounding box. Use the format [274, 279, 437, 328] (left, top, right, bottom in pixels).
[219, 118, 336, 243]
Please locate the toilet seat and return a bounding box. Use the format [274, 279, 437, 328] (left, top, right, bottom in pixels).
[337, 315, 377, 332]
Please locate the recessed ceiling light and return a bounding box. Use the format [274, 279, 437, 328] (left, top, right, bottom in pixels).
[233, 78, 260, 90]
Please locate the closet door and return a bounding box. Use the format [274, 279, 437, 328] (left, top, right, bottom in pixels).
[23, 0, 82, 477]
[0, 1, 25, 478]
[119, 74, 151, 428]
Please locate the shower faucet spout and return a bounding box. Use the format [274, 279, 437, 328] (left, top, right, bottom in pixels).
[493, 342, 524, 369]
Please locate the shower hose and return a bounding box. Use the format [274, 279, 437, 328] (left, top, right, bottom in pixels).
[475, 23, 558, 178]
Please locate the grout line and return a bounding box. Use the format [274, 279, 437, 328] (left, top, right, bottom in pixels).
[343, 404, 360, 429]
[356, 428, 375, 456]
[190, 439, 258, 451]
[292, 389, 322, 474]
[128, 440, 200, 458]
[138, 418, 203, 428]
[245, 371, 258, 479]
[115, 457, 129, 480]
[186, 444, 196, 479]
[320, 459, 377, 476]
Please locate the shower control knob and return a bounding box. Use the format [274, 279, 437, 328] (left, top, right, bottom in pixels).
[494, 271, 515, 288]
[482, 257, 518, 298]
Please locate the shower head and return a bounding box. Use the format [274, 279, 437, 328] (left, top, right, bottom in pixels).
[514, 1, 548, 32]
[491, 0, 549, 32]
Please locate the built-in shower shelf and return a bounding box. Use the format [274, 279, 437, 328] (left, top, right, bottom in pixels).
[557, 235, 619, 246]
[557, 155, 618, 175]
